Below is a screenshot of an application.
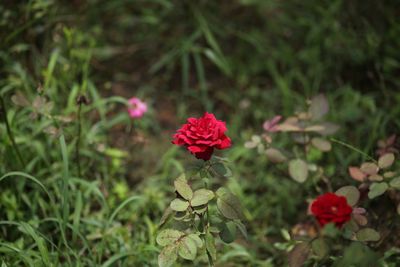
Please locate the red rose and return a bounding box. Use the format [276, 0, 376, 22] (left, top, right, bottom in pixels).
[172, 112, 232, 160]
[310, 193, 352, 228]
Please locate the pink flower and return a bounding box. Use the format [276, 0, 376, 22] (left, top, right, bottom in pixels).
[128, 97, 147, 118]
[263, 115, 282, 132]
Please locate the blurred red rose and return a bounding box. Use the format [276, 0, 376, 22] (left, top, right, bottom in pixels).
[311, 193, 352, 228]
[172, 112, 231, 160]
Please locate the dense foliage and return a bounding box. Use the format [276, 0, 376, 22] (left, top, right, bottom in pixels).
[1, 0, 400, 266]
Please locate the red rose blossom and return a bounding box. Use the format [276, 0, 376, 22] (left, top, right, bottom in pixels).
[310, 193, 352, 228]
[172, 112, 232, 160]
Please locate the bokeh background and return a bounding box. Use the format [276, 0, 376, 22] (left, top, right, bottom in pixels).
[1, 0, 400, 266]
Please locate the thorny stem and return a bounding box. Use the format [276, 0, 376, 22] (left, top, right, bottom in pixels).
[0, 95, 25, 167]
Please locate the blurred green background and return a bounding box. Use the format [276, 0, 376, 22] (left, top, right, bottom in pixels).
[1, 0, 399, 266]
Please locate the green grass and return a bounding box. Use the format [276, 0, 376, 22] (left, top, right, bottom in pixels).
[1, 0, 400, 266]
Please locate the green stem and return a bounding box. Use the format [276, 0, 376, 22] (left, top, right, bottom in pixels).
[202, 161, 214, 267]
[0, 95, 25, 167]
[206, 250, 215, 267]
[330, 138, 377, 163]
[75, 102, 82, 177]
[302, 132, 308, 161]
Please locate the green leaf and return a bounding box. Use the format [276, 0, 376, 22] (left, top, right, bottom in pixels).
[334, 242, 379, 266]
[346, 218, 360, 232]
[311, 138, 332, 152]
[101, 252, 136, 267]
[335, 186, 360, 206]
[288, 159, 308, 183]
[321, 223, 340, 238]
[187, 234, 203, 248]
[194, 203, 208, 213]
[233, 220, 248, 240]
[19, 222, 50, 265]
[0, 172, 51, 200]
[311, 238, 329, 259]
[288, 242, 310, 267]
[199, 168, 209, 179]
[266, 148, 287, 163]
[158, 244, 178, 267]
[174, 211, 188, 221]
[170, 198, 189, 212]
[193, 204, 207, 214]
[368, 182, 388, 199]
[390, 177, 400, 189]
[107, 195, 143, 227]
[212, 162, 230, 177]
[205, 232, 217, 261]
[174, 175, 193, 200]
[178, 236, 197, 260]
[216, 188, 243, 220]
[356, 228, 381, 242]
[219, 221, 237, 243]
[378, 153, 395, 169]
[190, 189, 214, 207]
[156, 229, 184, 246]
[159, 207, 174, 227]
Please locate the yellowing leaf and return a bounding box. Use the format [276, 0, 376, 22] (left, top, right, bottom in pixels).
[288, 159, 308, 183]
[266, 148, 287, 163]
[156, 229, 184, 246]
[309, 94, 329, 120]
[356, 228, 381, 242]
[304, 125, 325, 132]
[276, 123, 302, 132]
[378, 153, 395, 169]
[360, 162, 379, 175]
[158, 244, 178, 267]
[170, 198, 189, 211]
[311, 137, 332, 152]
[335, 185, 360, 206]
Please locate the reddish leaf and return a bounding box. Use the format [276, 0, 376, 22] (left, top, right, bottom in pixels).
[348, 167, 366, 182]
